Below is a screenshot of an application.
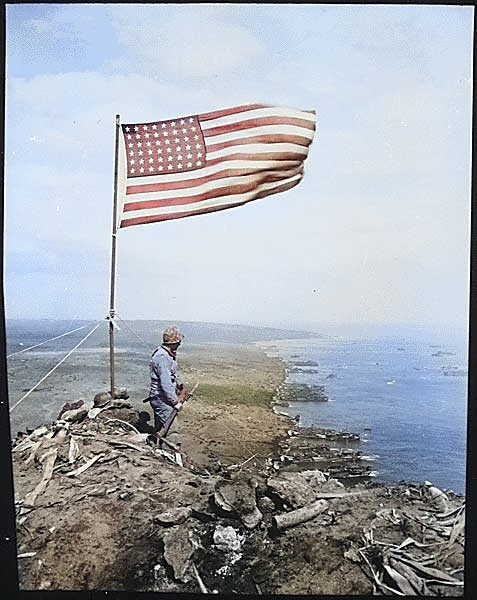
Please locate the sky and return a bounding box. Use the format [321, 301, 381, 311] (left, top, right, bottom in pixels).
[4, 4, 473, 337]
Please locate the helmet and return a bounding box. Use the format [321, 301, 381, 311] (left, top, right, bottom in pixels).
[162, 325, 184, 344]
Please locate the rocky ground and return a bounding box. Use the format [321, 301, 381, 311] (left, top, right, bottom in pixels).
[12, 342, 465, 595]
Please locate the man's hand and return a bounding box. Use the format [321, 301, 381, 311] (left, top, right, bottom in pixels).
[174, 384, 198, 410]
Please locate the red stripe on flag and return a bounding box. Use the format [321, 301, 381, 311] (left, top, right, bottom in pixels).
[198, 103, 269, 122]
[120, 178, 300, 228]
[125, 163, 303, 195]
[206, 133, 313, 154]
[123, 166, 304, 212]
[202, 115, 316, 138]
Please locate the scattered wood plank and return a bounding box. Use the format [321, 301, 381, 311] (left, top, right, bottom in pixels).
[23, 448, 58, 506]
[68, 436, 81, 464]
[382, 562, 417, 596]
[109, 440, 145, 452]
[191, 562, 209, 593]
[397, 555, 462, 584]
[105, 418, 141, 434]
[64, 453, 104, 477]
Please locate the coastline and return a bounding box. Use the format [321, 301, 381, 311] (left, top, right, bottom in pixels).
[10, 338, 465, 594]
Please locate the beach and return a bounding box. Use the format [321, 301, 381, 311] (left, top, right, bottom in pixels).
[10, 335, 465, 595]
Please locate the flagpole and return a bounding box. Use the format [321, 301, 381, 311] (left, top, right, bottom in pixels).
[109, 114, 121, 396]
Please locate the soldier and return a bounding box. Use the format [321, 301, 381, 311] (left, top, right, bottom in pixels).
[148, 325, 185, 445]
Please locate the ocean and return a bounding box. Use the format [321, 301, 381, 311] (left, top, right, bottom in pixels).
[5, 320, 468, 495]
[258, 332, 468, 495]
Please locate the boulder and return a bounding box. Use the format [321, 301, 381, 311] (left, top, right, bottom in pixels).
[267, 472, 317, 508]
[57, 400, 84, 420]
[59, 407, 88, 423]
[157, 506, 192, 525]
[214, 473, 263, 529]
[162, 524, 196, 582]
[93, 392, 112, 408]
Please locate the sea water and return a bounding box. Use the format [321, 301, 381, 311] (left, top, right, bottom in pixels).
[258, 332, 468, 495]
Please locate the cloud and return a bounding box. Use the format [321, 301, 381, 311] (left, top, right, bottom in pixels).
[109, 5, 264, 79]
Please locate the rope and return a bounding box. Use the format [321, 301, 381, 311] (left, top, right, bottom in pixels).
[9, 321, 103, 413]
[115, 315, 154, 353]
[6, 322, 97, 358]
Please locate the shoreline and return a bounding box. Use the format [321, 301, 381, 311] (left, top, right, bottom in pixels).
[11, 339, 465, 594]
[9, 335, 466, 497]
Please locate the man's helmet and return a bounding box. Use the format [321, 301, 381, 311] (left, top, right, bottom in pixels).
[163, 325, 184, 344]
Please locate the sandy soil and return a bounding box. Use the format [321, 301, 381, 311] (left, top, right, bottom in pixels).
[11, 341, 465, 595]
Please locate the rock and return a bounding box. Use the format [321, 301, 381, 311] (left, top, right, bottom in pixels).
[424, 481, 449, 512]
[241, 506, 263, 529]
[267, 472, 317, 508]
[93, 392, 112, 407]
[258, 496, 277, 512]
[115, 388, 130, 400]
[213, 524, 244, 553]
[162, 524, 196, 582]
[157, 506, 193, 525]
[214, 474, 263, 529]
[59, 407, 88, 423]
[57, 400, 84, 420]
[300, 469, 327, 486]
[316, 478, 345, 493]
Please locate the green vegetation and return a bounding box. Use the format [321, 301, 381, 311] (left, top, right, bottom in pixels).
[196, 383, 274, 408]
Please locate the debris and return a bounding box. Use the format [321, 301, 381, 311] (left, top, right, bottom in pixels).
[68, 436, 81, 464]
[23, 448, 58, 507]
[64, 453, 104, 477]
[191, 562, 209, 593]
[273, 499, 329, 530]
[17, 552, 37, 559]
[11, 401, 465, 596]
[212, 524, 245, 574]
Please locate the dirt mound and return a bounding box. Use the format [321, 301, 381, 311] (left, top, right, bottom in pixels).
[13, 397, 464, 595]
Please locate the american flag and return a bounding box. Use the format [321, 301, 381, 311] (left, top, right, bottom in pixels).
[117, 104, 316, 228]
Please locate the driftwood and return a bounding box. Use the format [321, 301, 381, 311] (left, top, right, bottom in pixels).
[191, 562, 208, 593]
[105, 418, 141, 434]
[64, 453, 104, 477]
[356, 501, 465, 596]
[23, 448, 58, 506]
[68, 436, 81, 464]
[273, 499, 329, 530]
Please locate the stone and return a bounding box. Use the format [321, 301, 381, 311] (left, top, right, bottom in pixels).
[93, 392, 112, 408]
[214, 473, 263, 529]
[59, 408, 88, 423]
[157, 506, 192, 525]
[162, 524, 196, 582]
[267, 472, 317, 508]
